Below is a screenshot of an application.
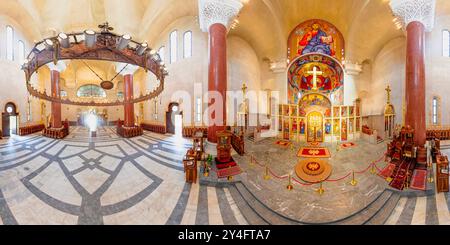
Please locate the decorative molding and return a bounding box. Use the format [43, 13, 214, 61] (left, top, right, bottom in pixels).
[198, 0, 243, 32]
[344, 61, 363, 76]
[390, 0, 436, 32]
[269, 61, 287, 74]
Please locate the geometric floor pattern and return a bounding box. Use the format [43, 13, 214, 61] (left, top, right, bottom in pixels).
[0, 127, 449, 225]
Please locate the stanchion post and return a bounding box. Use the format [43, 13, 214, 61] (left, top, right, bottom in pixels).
[264, 164, 271, 180]
[316, 181, 325, 195]
[428, 161, 434, 183]
[249, 155, 254, 168]
[370, 163, 376, 175]
[286, 173, 293, 191]
[350, 171, 357, 186]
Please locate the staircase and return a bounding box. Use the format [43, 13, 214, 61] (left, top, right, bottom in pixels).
[202, 180, 401, 225]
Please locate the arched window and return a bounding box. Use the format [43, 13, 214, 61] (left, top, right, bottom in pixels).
[443, 30, 450, 57]
[169, 30, 177, 63]
[17, 40, 25, 64]
[6, 26, 14, 61]
[158, 46, 165, 63]
[183, 31, 192, 58]
[76, 84, 107, 98]
[432, 96, 439, 125]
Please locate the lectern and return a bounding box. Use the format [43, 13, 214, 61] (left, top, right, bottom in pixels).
[436, 154, 449, 193]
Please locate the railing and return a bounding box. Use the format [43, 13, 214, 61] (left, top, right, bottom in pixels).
[182, 126, 207, 138]
[141, 122, 166, 134]
[19, 123, 45, 136]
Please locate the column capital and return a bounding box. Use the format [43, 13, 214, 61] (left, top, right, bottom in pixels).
[116, 63, 139, 76]
[47, 61, 66, 72]
[344, 61, 363, 76]
[198, 0, 244, 33]
[390, 0, 436, 32]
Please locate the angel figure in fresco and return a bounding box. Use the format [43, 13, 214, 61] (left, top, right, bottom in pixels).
[298, 23, 335, 57]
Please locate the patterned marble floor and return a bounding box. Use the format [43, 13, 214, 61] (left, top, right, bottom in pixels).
[0, 127, 449, 225]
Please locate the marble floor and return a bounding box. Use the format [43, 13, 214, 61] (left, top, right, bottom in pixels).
[0, 127, 448, 225]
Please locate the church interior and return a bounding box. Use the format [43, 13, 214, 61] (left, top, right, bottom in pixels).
[0, 0, 449, 226]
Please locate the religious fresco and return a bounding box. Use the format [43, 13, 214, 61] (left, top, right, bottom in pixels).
[288, 54, 344, 104]
[287, 19, 345, 62]
[299, 93, 332, 117]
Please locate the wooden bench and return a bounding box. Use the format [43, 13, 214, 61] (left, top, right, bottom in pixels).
[19, 123, 45, 136]
[141, 122, 166, 134]
[182, 126, 207, 138]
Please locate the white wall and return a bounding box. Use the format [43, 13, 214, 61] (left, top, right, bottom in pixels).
[0, 15, 37, 131]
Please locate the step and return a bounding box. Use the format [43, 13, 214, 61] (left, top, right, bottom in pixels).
[234, 182, 300, 225]
[365, 191, 401, 225]
[335, 190, 393, 225]
[227, 184, 269, 225]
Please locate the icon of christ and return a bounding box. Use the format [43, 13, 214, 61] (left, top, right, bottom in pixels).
[298, 23, 335, 57]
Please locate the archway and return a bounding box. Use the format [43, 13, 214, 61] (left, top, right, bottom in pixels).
[2, 102, 19, 137]
[166, 102, 183, 135]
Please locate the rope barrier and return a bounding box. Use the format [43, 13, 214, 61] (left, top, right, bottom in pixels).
[268, 168, 288, 180]
[249, 151, 387, 192]
[325, 172, 352, 182]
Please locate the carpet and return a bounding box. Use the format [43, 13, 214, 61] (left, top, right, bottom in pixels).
[379, 163, 396, 179]
[295, 158, 332, 183]
[410, 169, 427, 191]
[297, 147, 331, 158]
[275, 140, 292, 148]
[216, 166, 242, 178]
[341, 142, 356, 148]
[215, 157, 237, 169]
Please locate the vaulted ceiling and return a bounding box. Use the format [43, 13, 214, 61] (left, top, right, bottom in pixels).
[2, 0, 446, 67]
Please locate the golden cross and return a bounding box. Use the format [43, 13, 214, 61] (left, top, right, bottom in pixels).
[386, 85, 392, 104]
[306, 66, 323, 91]
[241, 82, 248, 95]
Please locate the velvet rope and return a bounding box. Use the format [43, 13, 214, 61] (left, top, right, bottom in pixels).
[292, 177, 315, 186]
[268, 168, 288, 180]
[325, 172, 352, 182]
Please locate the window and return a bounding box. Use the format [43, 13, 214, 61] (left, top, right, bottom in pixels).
[158, 46, 165, 63]
[432, 96, 438, 125]
[76, 84, 107, 98]
[169, 30, 178, 63]
[153, 99, 158, 120]
[6, 26, 14, 61]
[17, 40, 25, 64]
[117, 91, 124, 100]
[60, 90, 67, 97]
[443, 30, 450, 57]
[196, 97, 202, 123]
[183, 31, 192, 58]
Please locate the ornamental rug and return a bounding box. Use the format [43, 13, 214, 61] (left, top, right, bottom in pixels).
[216, 166, 242, 179]
[340, 142, 356, 148]
[297, 147, 331, 158]
[275, 140, 292, 148]
[410, 169, 427, 191]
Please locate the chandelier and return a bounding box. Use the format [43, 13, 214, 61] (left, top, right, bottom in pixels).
[22, 22, 167, 107]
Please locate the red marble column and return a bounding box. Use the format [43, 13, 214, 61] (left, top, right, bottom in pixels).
[405, 21, 426, 146]
[123, 74, 135, 127]
[207, 23, 227, 143]
[51, 70, 62, 128]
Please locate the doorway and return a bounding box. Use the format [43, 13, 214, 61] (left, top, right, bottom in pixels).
[306, 111, 324, 143]
[2, 102, 18, 137]
[166, 102, 182, 135]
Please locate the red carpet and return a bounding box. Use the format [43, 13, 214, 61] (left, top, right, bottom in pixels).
[379, 163, 396, 179]
[275, 140, 292, 147]
[215, 157, 237, 169]
[410, 169, 427, 191]
[297, 147, 331, 158]
[216, 166, 242, 178]
[341, 142, 356, 148]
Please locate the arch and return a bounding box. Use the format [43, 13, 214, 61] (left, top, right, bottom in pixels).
[288, 53, 345, 104]
[166, 102, 183, 135]
[2, 102, 19, 137]
[76, 84, 107, 98]
[287, 19, 345, 62]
